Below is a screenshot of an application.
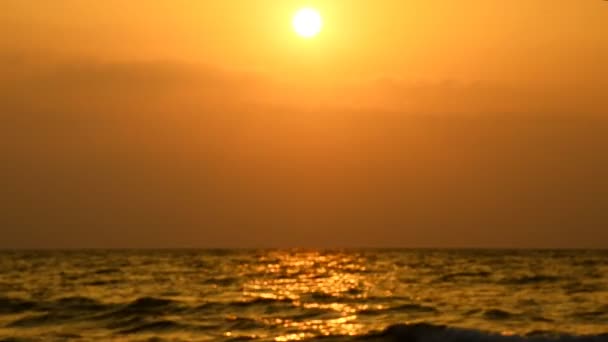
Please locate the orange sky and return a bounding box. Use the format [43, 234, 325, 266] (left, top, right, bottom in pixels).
[4, 0, 608, 86]
[1, 1, 607, 248]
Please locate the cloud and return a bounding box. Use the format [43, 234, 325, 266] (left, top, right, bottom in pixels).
[1, 58, 607, 248]
[2, 57, 607, 120]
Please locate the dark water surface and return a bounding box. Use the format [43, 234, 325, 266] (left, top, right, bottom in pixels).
[0, 250, 607, 341]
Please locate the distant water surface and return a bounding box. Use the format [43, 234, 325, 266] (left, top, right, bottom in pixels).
[0, 249, 607, 341]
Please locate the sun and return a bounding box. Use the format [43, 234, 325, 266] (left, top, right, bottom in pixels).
[293, 8, 322, 38]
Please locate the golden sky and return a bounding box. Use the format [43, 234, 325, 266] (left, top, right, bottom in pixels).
[1, 1, 607, 248]
[3, 1, 607, 83]
[3, 0, 608, 110]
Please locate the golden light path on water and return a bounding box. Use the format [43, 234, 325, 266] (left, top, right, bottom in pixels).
[240, 251, 372, 340]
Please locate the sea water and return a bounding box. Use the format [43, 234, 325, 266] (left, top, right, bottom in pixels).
[0, 249, 606, 341]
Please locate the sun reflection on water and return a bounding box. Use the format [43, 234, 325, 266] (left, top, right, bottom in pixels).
[242, 251, 368, 339]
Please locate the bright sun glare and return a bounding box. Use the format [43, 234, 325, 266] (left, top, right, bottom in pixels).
[293, 8, 322, 38]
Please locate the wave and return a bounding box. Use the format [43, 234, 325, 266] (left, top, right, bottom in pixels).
[117, 319, 184, 334]
[483, 309, 519, 320]
[435, 271, 493, 282]
[4, 296, 190, 329]
[202, 276, 240, 286]
[564, 283, 606, 295]
[572, 309, 608, 320]
[51, 296, 106, 310]
[359, 303, 438, 316]
[82, 279, 123, 286]
[225, 316, 267, 330]
[91, 267, 122, 275]
[0, 297, 36, 314]
[231, 297, 294, 307]
[0, 295, 307, 323]
[107, 297, 185, 318]
[326, 323, 608, 342]
[0, 338, 39, 342]
[114, 319, 221, 335]
[500, 275, 563, 285]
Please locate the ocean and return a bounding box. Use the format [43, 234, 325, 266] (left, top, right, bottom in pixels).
[0, 249, 606, 341]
